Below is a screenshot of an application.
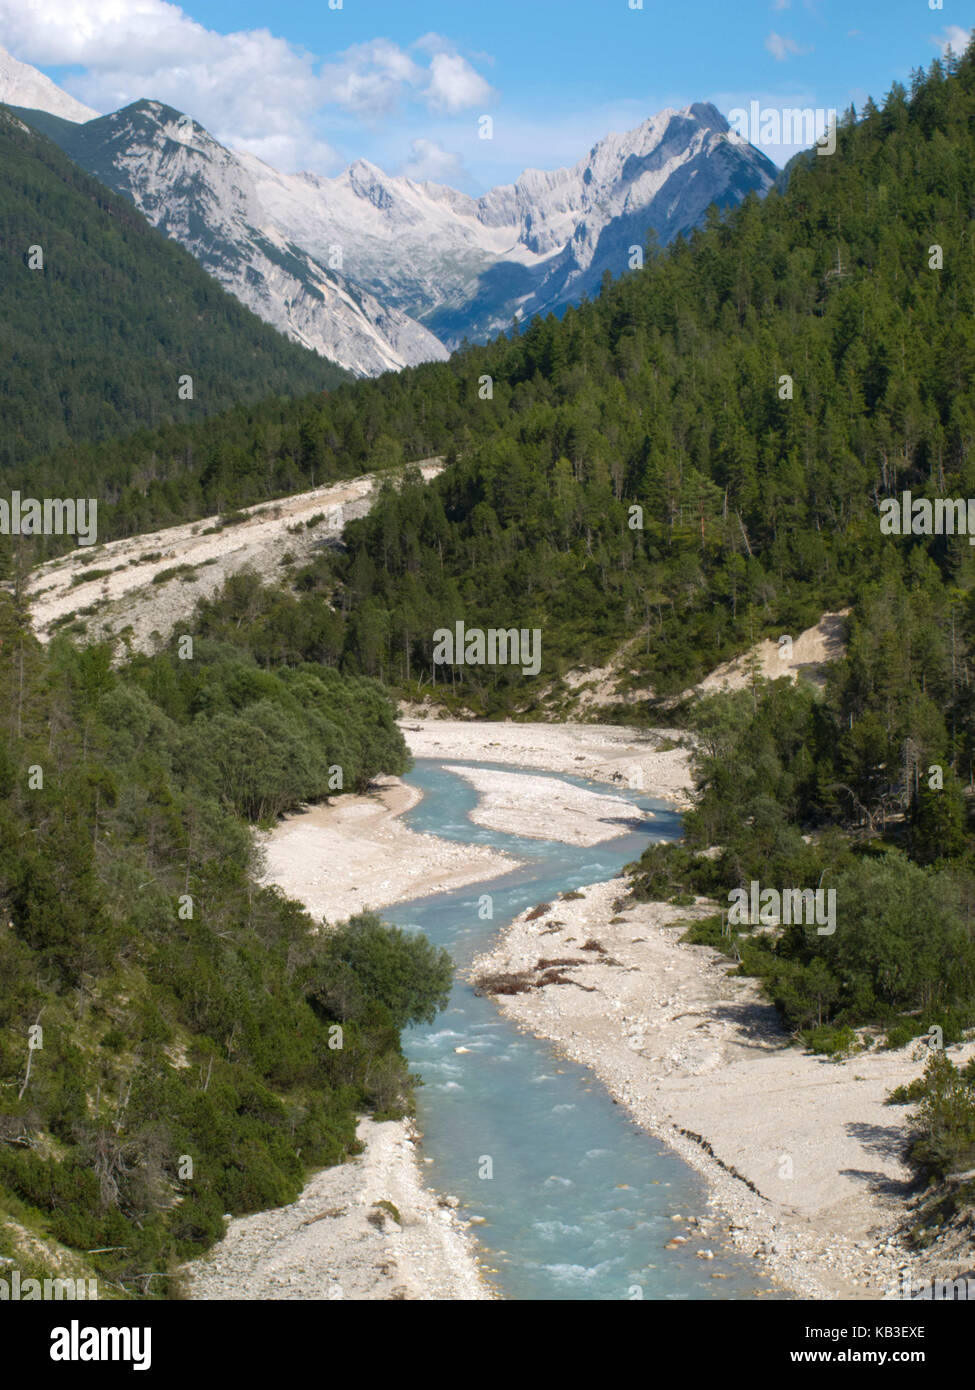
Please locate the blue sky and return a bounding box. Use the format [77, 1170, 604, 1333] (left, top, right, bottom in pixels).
[2, 0, 970, 188]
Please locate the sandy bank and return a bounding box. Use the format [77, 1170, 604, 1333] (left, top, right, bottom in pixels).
[402, 719, 694, 808]
[441, 763, 651, 845]
[184, 773, 503, 1301]
[258, 774, 515, 923]
[469, 878, 975, 1301]
[183, 1117, 493, 1301]
[688, 610, 850, 698]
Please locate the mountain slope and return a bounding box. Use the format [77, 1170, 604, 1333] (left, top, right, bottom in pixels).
[20, 51, 974, 646]
[240, 101, 776, 349]
[210, 50, 975, 713]
[27, 459, 444, 653]
[0, 107, 348, 469]
[3, 48, 776, 370]
[0, 43, 98, 122]
[428, 102, 778, 342]
[16, 99, 449, 378]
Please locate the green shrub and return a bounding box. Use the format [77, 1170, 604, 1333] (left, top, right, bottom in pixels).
[802, 1024, 859, 1057]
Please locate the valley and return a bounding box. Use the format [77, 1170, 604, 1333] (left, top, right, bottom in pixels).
[2, 14, 975, 1321]
[210, 719, 973, 1301]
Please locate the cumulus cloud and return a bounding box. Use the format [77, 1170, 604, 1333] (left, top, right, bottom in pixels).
[0, 0, 338, 166]
[317, 36, 493, 120]
[424, 51, 494, 113]
[765, 31, 812, 62]
[400, 137, 466, 185]
[0, 2, 496, 172]
[932, 25, 972, 59]
[319, 39, 424, 119]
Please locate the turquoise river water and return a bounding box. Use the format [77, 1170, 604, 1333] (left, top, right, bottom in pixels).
[386, 758, 775, 1301]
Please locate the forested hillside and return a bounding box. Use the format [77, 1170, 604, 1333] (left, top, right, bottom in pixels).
[158, 50, 975, 1220]
[0, 591, 450, 1294]
[114, 47, 975, 713]
[0, 107, 347, 470]
[325, 48, 975, 704]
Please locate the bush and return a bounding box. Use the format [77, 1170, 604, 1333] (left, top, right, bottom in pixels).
[310, 913, 453, 1031]
[899, 1052, 975, 1185]
[802, 1024, 859, 1057]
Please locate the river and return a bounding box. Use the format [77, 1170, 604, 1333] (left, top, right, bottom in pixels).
[386, 758, 773, 1301]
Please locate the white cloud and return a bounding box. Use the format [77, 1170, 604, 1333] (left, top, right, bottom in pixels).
[0, 0, 335, 167]
[0, 0, 209, 68]
[0, 2, 496, 172]
[319, 39, 424, 119]
[229, 133, 339, 173]
[317, 36, 494, 120]
[931, 25, 972, 59]
[771, 0, 791, 10]
[412, 32, 455, 57]
[425, 52, 494, 113]
[400, 137, 466, 184]
[765, 31, 812, 62]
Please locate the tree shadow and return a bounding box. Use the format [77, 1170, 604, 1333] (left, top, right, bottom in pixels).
[845, 1119, 908, 1162]
[597, 814, 657, 835]
[840, 1119, 913, 1198]
[707, 998, 788, 1049]
[838, 1166, 913, 1198]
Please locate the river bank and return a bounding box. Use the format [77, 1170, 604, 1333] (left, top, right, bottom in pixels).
[439, 763, 650, 845]
[400, 718, 695, 809]
[396, 723, 965, 1300]
[186, 751, 684, 1302]
[257, 774, 515, 923]
[468, 876, 975, 1301]
[183, 1116, 493, 1301]
[185, 773, 508, 1301]
[190, 720, 966, 1301]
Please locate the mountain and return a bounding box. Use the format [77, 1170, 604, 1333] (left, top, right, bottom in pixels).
[1, 46, 776, 373]
[0, 107, 348, 469]
[0, 43, 98, 122]
[14, 99, 450, 378]
[227, 101, 777, 348]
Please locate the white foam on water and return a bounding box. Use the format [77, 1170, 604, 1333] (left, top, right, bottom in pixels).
[532, 1220, 585, 1240]
[413, 1029, 464, 1046]
[542, 1260, 618, 1285]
